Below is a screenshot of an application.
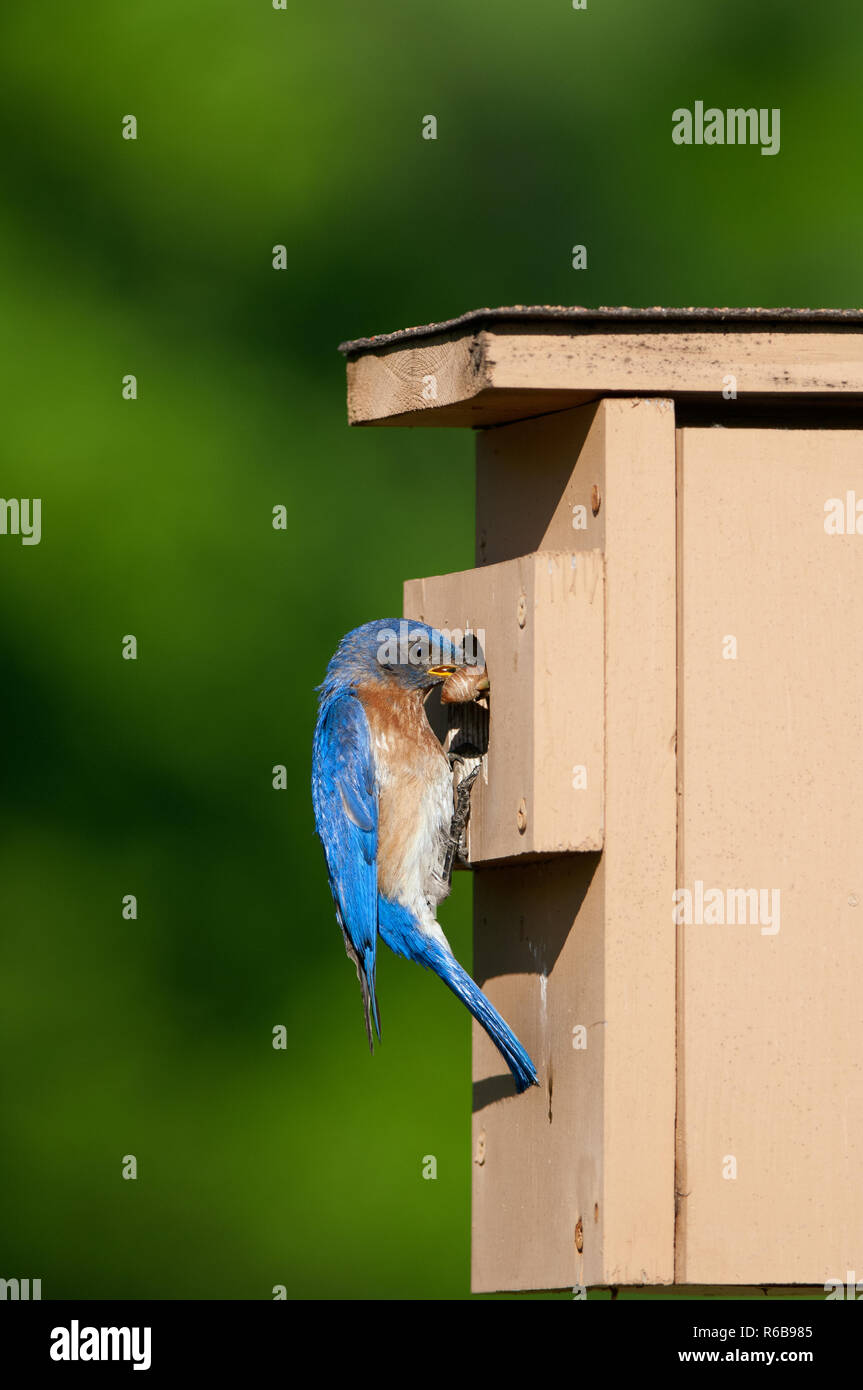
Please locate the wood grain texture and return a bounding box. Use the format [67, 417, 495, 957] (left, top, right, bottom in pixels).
[677, 426, 863, 1284]
[345, 327, 863, 426]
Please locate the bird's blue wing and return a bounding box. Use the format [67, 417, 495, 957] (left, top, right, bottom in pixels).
[311, 691, 381, 1045]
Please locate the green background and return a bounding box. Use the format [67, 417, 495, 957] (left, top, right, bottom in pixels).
[0, 0, 859, 1299]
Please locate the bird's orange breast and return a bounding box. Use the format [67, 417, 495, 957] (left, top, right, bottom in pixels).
[357, 681, 452, 903]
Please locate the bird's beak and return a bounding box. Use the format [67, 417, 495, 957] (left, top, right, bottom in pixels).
[475, 674, 490, 693]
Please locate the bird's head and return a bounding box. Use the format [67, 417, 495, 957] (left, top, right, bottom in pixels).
[320, 619, 489, 703]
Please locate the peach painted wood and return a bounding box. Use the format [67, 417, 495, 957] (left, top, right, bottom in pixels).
[405, 550, 604, 865]
[414, 400, 676, 1291]
[676, 425, 863, 1284]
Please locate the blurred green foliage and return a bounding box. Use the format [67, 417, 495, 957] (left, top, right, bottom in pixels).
[0, 0, 860, 1299]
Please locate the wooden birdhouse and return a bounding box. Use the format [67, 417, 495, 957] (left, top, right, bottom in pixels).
[339, 306, 863, 1295]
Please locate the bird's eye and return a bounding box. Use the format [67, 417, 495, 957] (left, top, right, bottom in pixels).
[428, 665, 457, 676]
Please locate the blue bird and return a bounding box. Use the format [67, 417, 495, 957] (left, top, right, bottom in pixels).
[312, 619, 538, 1094]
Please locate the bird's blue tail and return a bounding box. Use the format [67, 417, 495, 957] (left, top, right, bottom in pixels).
[378, 898, 539, 1094]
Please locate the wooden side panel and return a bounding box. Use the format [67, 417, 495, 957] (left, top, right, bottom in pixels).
[470, 400, 677, 1290]
[472, 858, 605, 1289]
[677, 427, 863, 1284]
[599, 399, 677, 1286]
[532, 552, 604, 855]
[404, 551, 605, 864]
[476, 403, 605, 565]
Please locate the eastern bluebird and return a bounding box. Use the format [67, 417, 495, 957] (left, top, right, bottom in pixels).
[312, 619, 538, 1093]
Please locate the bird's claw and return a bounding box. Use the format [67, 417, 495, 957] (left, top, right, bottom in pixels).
[444, 759, 480, 880]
